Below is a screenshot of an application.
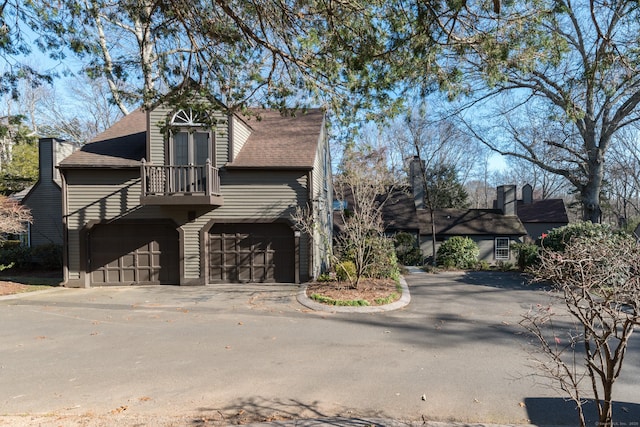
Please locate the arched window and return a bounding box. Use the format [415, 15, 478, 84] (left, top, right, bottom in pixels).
[170, 109, 209, 127]
[169, 109, 213, 192]
[169, 109, 212, 167]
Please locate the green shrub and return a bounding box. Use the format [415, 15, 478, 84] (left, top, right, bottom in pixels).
[436, 236, 479, 269]
[0, 240, 21, 249]
[512, 242, 539, 271]
[497, 260, 514, 271]
[317, 272, 335, 282]
[475, 260, 490, 271]
[310, 294, 370, 306]
[541, 222, 629, 252]
[338, 235, 400, 281]
[0, 245, 33, 270]
[335, 260, 356, 282]
[393, 232, 423, 266]
[365, 236, 400, 280]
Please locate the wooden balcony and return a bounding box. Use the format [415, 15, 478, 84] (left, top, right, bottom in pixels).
[140, 159, 224, 206]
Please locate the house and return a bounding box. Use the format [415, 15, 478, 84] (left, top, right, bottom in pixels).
[13, 138, 77, 247]
[378, 158, 527, 264]
[514, 183, 569, 240]
[58, 87, 332, 287]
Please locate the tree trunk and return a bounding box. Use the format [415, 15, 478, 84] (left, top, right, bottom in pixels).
[430, 208, 437, 266]
[582, 146, 606, 223]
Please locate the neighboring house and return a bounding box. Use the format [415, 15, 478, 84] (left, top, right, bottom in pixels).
[375, 158, 527, 265]
[14, 138, 77, 247]
[416, 206, 527, 264]
[514, 183, 570, 240]
[58, 88, 332, 287]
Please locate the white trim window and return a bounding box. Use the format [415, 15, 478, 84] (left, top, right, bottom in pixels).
[495, 237, 510, 260]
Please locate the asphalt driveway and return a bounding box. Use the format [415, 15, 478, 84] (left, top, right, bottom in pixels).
[1, 271, 639, 426]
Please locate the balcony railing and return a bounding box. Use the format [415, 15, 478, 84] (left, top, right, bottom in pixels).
[141, 159, 223, 206]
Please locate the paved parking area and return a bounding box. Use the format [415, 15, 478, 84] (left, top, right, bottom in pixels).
[1, 271, 639, 426]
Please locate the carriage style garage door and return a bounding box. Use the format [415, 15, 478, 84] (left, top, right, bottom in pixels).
[88, 223, 179, 285]
[208, 223, 295, 283]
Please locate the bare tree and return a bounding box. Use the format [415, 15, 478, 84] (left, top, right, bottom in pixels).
[294, 146, 393, 288]
[521, 230, 640, 427]
[377, 0, 640, 223]
[603, 128, 640, 226]
[0, 195, 32, 238]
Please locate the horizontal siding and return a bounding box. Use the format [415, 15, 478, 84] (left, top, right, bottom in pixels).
[24, 181, 63, 247]
[232, 117, 252, 160]
[148, 106, 167, 164]
[150, 104, 230, 168]
[181, 219, 204, 279]
[213, 113, 229, 167]
[67, 229, 81, 280]
[65, 170, 144, 230]
[65, 169, 156, 280]
[310, 125, 332, 278]
[65, 168, 313, 282]
[215, 170, 307, 219]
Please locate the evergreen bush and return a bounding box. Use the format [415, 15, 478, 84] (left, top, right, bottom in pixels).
[436, 236, 479, 269]
[541, 221, 629, 252]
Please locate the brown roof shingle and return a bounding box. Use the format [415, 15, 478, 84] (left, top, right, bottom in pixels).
[59, 107, 325, 169]
[228, 109, 324, 169]
[517, 199, 569, 223]
[59, 109, 147, 168]
[419, 208, 527, 236]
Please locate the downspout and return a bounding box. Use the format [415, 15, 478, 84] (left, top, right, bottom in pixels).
[60, 168, 70, 287]
[307, 169, 313, 283]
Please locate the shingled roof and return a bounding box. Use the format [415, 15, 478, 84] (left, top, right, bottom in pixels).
[227, 109, 324, 169]
[419, 208, 527, 236]
[58, 109, 147, 168]
[59, 107, 324, 169]
[334, 187, 527, 237]
[517, 199, 569, 223]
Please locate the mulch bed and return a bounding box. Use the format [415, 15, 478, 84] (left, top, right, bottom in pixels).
[306, 278, 399, 305]
[0, 281, 37, 296]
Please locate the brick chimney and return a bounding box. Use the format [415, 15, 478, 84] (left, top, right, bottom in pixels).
[409, 156, 425, 210]
[497, 184, 517, 216]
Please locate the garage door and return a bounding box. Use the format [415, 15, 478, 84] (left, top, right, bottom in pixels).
[208, 223, 294, 283]
[89, 223, 179, 285]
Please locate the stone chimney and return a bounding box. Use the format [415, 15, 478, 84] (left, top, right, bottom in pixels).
[497, 184, 517, 216]
[409, 156, 425, 210]
[522, 183, 533, 204]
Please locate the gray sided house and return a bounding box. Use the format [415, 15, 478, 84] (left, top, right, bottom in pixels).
[515, 183, 570, 240]
[19, 138, 77, 247]
[417, 206, 527, 264]
[59, 95, 332, 287]
[379, 159, 527, 265]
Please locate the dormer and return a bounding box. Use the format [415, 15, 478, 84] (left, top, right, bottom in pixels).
[141, 94, 230, 206]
